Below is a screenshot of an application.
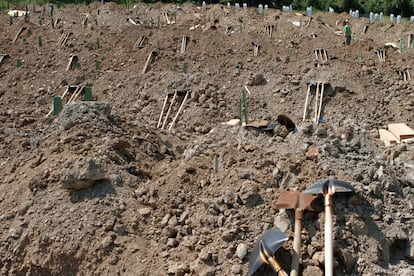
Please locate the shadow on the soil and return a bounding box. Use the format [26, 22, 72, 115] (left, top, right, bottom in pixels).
[69, 179, 116, 203]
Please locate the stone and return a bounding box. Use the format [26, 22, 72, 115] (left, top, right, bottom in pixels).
[302, 265, 323, 276]
[61, 157, 105, 190]
[100, 236, 113, 249]
[138, 207, 152, 216]
[274, 209, 290, 232]
[8, 226, 22, 239]
[222, 230, 235, 242]
[274, 125, 289, 138]
[198, 248, 211, 262]
[167, 264, 189, 276]
[337, 248, 357, 272]
[305, 146, 319, 159]
[236, 243, 248, 259]
[167, 238, 178, 248]
[231, 264, 242, 274]
[248, 74, 267, 86]
[312, 251, 325, 264]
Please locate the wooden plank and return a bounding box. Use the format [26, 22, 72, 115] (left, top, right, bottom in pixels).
[388, 123, 414, 142]
[245, 120, 269, 128]
[379, 128, 398, 147]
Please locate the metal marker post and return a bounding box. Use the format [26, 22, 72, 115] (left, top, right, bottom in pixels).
[239, 88, 247, 126]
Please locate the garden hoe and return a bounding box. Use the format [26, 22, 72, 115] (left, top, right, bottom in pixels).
[274, 191, 323, 276]
[304, 179, 355, 276]
[248, 228, 289, 276]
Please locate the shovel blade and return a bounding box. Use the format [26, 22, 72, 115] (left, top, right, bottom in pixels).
[248, 229, 288, 276]
[304, 179, 354, 195]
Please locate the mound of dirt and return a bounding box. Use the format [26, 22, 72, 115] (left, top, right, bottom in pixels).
[0, 2, 413, 275]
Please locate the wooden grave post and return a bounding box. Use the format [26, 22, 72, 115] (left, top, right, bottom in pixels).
[141, 51, 157, 74]
[180, 35, 189, 54]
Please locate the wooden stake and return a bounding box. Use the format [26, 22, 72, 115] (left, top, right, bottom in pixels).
[181, 35, 189, 54]
[157, 95, 169, 128]
[302, 84, 310, 121]
[323, 49, 328, 63]
[161, 92, 177, 129]
[134, 36, 147, 48]
[0, 54, 9, 67]
[13, 27, 27, 43]
[317, 83, 325, 124]
[66, 55, 78, 71]
[169, 91, 189, 130]
[142, 51, 156, 74]
[314, 82, 319, 123]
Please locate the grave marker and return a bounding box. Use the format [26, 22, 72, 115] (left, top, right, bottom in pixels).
[66, 55, 79, 71]
[313, 48, 328, 67]
[374, 49, 385, 62]
[303, 81, 328, 124]
[180, 35, 189, 54]
[13, 27, 27, 43]
[134, 36, 147, 48]
[52, 96, 62, 115]
[142, 51, 157, 74]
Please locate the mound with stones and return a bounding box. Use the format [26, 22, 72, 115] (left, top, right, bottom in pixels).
[0, 2, 413, 275]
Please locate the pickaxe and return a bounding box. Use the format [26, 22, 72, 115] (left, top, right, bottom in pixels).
[274, 191, 323, 276]
[304, 179, 355, 276]
[248, 228, 289, 276]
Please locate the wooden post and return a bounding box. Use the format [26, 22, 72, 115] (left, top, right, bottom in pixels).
[13, 27, 27, 43]
[141, 51, 156, 74]
[323, 49, 328, 63]
[303, 84, 310, 121]
[317, 83, 325, 124]
[157, 95, 169, 128]
[134, 36, 147, 48]
[161, 92, 177, 129]
[169, 91, 189, 130]
[181, 35, 189, 54]
[66, 55, 79, 71]
[0, 54, 9, 67]
[314, 82, 319, 123]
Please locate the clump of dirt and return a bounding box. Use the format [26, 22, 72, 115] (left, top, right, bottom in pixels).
[0, 3, 413, 275]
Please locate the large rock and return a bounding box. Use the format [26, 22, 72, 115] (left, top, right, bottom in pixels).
[61, 157, 105, 189]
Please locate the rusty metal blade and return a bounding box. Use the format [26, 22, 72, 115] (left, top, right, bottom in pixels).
[274, 191, 300, 210]
[275, 191, 322, 213]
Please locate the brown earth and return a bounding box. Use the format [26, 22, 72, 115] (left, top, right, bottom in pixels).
[0, 2, 414, 275]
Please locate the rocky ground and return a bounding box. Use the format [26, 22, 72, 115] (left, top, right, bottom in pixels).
[0, 2, 413, 275]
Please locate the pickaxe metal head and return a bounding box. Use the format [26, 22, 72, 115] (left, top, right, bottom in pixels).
[303, 179, 354, 196]
[248, 228, 288, 276]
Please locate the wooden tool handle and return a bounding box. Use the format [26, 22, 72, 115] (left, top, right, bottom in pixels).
[325, 195, 334, 276]
[268, 257, 288, 276]
[290, 217, 302, 276]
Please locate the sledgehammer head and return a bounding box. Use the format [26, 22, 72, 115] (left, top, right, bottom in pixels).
[274, 190, 323, 214]
[303, 179, 354, 196]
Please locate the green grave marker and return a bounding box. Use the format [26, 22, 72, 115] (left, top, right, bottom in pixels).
[52, 96, 62, 115]
[84, 87, 93, 101]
